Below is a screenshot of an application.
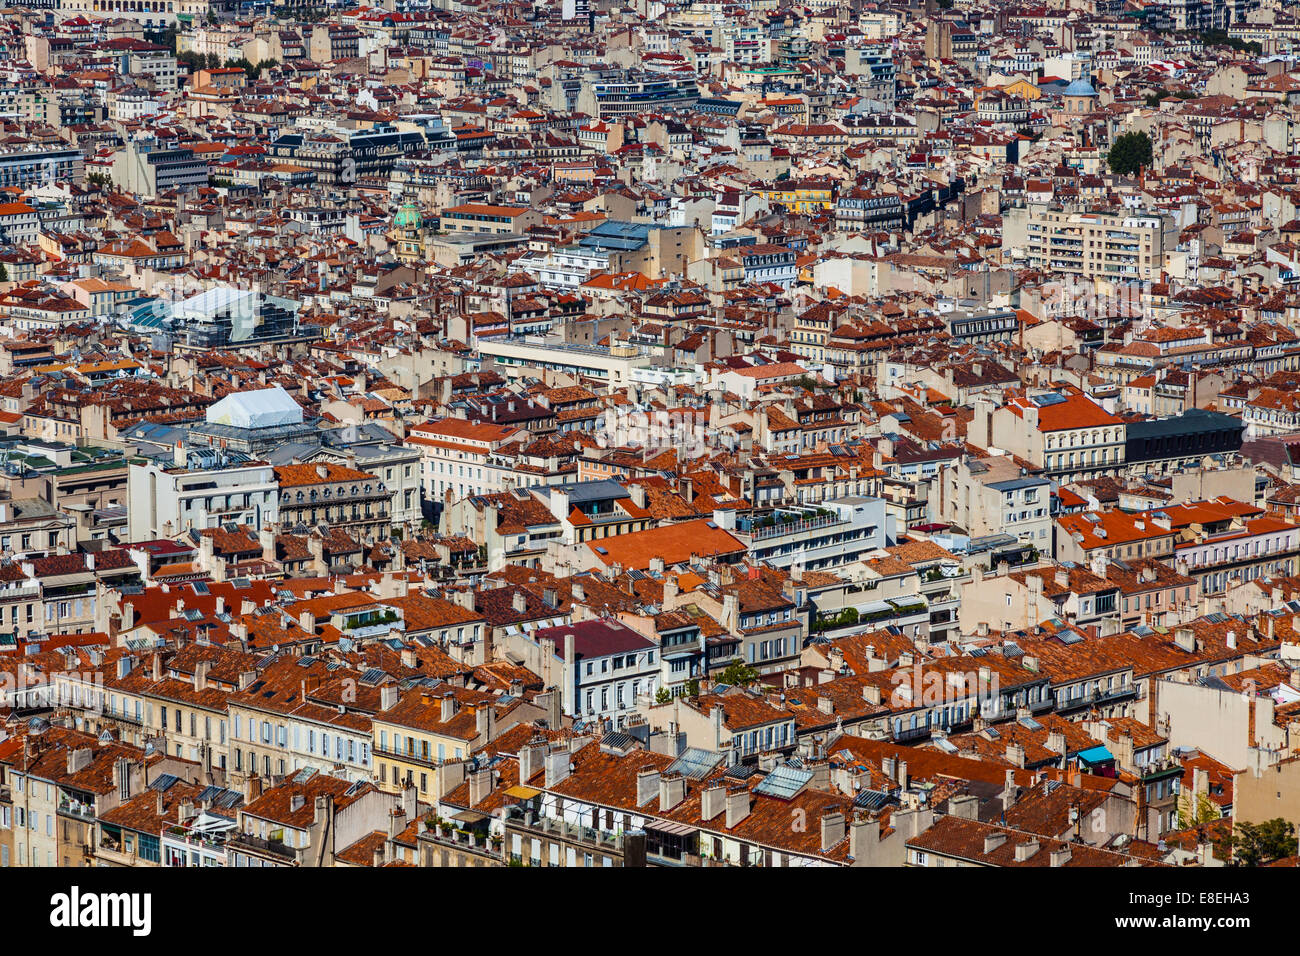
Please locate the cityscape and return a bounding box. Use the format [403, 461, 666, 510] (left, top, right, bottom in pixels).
[0, 0, 1296, 879]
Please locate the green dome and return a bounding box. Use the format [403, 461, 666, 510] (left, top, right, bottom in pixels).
[394, 202, 423, 229]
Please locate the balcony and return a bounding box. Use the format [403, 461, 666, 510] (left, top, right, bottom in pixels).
[739, 511, 844, 540]
[344, 619, 406, 640]
[420, 819, 502, 858]
[58, 798, 96, 821]
[893, 722, 932, 742]
[1054, 682, 1137, 711]
[228, 833, 299, 863]
[502, 805, 623, 853]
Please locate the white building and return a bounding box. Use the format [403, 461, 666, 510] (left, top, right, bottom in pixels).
[405, 418, 526, 511]
[526, 619, 661, 728]
[126, 447, 280, 542]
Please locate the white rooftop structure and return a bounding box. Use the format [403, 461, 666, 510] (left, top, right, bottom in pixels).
[205, 385, 304, 430]
[174, 286, 259, 320]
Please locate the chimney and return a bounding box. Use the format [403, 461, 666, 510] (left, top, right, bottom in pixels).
[1005, 742, 1026, 768]
[659, 772, 686, 811]
[701, 783, 727, 821]
[380, 684, 399, 711]
[849, 814, 879, 863]
[948, 794, 980, 820]
[193, 660, 210, 692]
[1002, 769, 1018, 811]
[468, 767, 493, 807]
[518, 740, 546, 784]
[636, 767, 661, 806]
[67, 748, 92, 774]
[984, 832, 1007, 853]
[1050, 845, 1073, 867]
[440, 692, 457, 722]
[820, 809, 846, 852]
[1014, 839, 1041, 862]
[475, 703, 496, 741]
[544, 746, 570, 787]
[725, 787, 750, 828]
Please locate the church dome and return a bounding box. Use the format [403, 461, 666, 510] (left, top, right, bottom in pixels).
[393, 202, 423, 229]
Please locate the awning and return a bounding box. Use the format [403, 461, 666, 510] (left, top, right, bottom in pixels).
[645, 819, 695, 837]
[1077, 745, 1114, 764]
[451, 809, 489, 824]
[504, 785, 540, 799]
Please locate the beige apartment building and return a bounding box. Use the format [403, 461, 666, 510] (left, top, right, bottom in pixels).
[1013, 207, 1170, 281]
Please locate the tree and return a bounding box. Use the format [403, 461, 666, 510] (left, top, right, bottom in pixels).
[683, 678, 700, 698]
[654, 687, 672, 704]
[1176, 790, 1218, 831]
[1225, 819, 1298, 867]
[0, 263, 8, 283]
[716, 662, 760, 686]
[1108, 130, 1153, 177]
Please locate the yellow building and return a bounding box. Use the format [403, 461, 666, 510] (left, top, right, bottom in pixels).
[1000, 78, 1044, 102]
[372, 686, 541, 797]
[753, 179, 834, 214]
[389, 202, 430, 265]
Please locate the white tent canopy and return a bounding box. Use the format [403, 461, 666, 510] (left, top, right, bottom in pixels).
[205, 385, 304, 429]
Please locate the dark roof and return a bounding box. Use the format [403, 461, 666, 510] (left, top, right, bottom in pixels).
[533, 619, 656, 660]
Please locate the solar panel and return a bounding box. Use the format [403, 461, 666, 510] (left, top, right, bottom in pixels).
[854, 789, 893, 810]
[665, 747, 724, 780]
[148, 773, 180, 792]
[753, 764, 814, 800]
[197, 786, 243, 811]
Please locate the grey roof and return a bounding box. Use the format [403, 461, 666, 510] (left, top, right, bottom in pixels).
[1126, 408, 1244, 441]
[987, 476, 1051, 492]
[534, 478, 630, 504]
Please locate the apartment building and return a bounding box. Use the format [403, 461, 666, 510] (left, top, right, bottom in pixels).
[1019, 207, 1169, 281]
[973, 388, 1126, 483]
[126, 451, 280, 542]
